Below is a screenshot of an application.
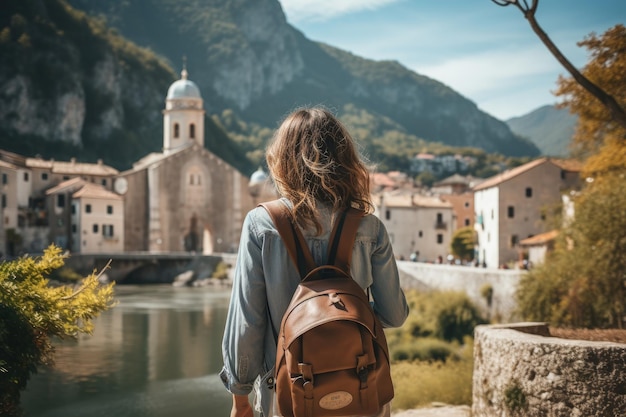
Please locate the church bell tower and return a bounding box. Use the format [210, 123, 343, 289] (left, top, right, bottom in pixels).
[162, 65, 205, 154]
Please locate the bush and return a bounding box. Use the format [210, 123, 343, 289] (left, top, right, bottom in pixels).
[391, 341, 473, 410]
[0, 246, 115, 416]
[450, 226, 476, 261]
[388, 289, 487, 346]
[516, 171, 626, 328]
[390, 337, 458, 362]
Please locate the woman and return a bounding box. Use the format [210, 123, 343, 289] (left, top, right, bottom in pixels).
[220, 107, 409, 417]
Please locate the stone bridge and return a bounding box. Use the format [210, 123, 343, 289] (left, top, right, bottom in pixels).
[64, 252, 237, 285]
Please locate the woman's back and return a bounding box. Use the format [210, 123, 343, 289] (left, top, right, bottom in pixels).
[221, 107, 408, 417]
[248, 200, 407, 332]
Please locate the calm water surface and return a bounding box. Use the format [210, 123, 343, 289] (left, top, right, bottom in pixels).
[22, 285, 234, 417]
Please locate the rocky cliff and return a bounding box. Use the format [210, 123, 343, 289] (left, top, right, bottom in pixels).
[0, 0, 539, 175]
[67, 0, 540, 158]
[0, 0, 179, 168]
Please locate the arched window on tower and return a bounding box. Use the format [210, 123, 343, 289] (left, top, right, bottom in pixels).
[190, 123, 196, 139]
[174, 123, 180, 138]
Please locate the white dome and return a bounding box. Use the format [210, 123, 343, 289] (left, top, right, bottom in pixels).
[166, 69, 201, 99]
[250, 167, 269, 185]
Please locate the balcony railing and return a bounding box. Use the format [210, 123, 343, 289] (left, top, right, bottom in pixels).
[435, 221, 447, 230]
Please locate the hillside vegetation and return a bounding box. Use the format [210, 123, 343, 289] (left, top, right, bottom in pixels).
[1, 0, 540, 175]
[506, 105, 577, 157]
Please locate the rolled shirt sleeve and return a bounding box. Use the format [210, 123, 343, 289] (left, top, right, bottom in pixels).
[220, 211, 267, 395]
[370, 220, 409, 328]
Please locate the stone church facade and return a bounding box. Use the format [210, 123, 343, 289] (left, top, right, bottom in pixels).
[117, 68, 258, 253]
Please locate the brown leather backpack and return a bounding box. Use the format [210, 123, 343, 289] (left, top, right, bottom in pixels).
[261, 200, 394, 417]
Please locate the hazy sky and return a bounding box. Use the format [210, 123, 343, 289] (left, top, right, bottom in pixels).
[277, 0, 626, 120]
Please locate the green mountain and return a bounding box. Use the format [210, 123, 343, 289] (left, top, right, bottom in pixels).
[0, 0, 539, 175]
[506, 105, 577, 157]
[0, 0, 252, 173]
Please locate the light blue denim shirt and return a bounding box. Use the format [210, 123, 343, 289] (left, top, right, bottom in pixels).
[220, 199, 409, 416]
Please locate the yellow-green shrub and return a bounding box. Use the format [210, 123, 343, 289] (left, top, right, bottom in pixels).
[390, 337, 458, 362]
[391, 342, 474, 410]
[0, 246, 115, 416]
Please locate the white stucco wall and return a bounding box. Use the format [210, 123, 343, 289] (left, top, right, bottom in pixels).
[474, 186, 500, 268]
[76, 197, 124, 253]
[377, 205, 454, 263]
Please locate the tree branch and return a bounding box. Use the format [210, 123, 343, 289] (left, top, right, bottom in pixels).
[491, 0, 626, 131]
[524, 11, 626, 130]
[60, 259, 112, 301]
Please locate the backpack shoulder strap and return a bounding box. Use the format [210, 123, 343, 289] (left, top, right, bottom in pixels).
[327, 208, 364, 274]
[260, 200, 315, 278]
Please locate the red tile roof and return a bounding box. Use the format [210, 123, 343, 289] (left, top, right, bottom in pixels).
[72, 182, 122, 200]
[473, 158, 580, 192]
[519, 230, 559, 246]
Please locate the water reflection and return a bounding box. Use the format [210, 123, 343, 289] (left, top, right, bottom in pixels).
[22, 285, 233, 417]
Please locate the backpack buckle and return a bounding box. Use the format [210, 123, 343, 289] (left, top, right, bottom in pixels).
[356, 355, 369, 388]
[357, 366, 369, 384]
[298, 363, 314, 384]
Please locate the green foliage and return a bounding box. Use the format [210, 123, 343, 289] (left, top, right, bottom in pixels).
[0, 0, 177, 170]
[391, 342, 473, 410]
[388, 290, 487, 349]
[390, 337, 458, 363]
[210, 110, 272, 170]
[49, 266, 83, 283]
[0, 246, 116, 416]
[480, 283, 494, 308]
[450, 226, 476, 261]
[516, 171, 626, 328]
[414, 171, 437, 188]
[212, 103, 527, 180]
[503, 380, 527, 414]
[517, 26, 626, 329]
[556, 24, 626, 172]
[2, 0, 540, 176]
[211, 261, 230, 281]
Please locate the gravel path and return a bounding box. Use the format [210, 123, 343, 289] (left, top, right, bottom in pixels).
[392, 404, 470, 417]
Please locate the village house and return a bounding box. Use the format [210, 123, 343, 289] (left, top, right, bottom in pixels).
[519, 229, 559, 267]
[44, 178, 124, 253]
[373, 190, 455, 262]
[432, 174, 484, 230]
[0, 150, 121, 256]
[473, 158, 580, 268]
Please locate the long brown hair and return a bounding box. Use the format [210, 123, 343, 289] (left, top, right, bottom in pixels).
[266, 106, 373, 234]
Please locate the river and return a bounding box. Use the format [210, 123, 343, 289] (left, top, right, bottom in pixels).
[22, 285, 234, 417]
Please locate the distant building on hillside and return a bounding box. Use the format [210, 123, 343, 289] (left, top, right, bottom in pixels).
[410, 153, 476, 175]
[473, 158, 580, 268]
[370, 170, 413, 192]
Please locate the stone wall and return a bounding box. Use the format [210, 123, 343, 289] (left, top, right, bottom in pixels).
[396, 261, 524, 321]
[472, 323, 626, 417]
